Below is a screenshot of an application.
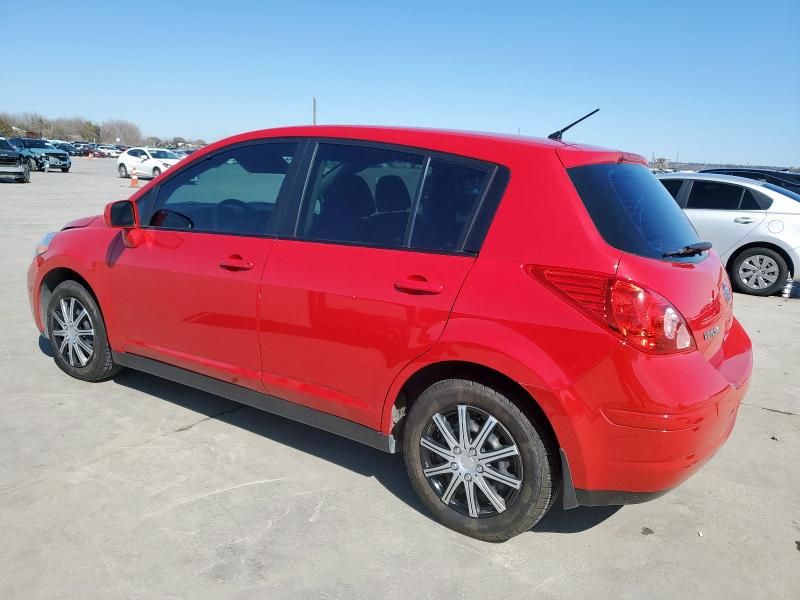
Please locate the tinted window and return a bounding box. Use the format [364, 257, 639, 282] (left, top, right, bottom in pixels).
[739, 189, 763, 210]
[660, 179, 683, 200]
[0, 139, 13, 151]
[687, 181, 744, 210]
[150, 142, 297, 235]
[569, 163, 700, 259]
[410, 159, 492, 251]
[298, 143, 424, 247]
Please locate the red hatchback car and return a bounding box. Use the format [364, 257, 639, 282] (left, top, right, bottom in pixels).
[28, 126, 752, 541]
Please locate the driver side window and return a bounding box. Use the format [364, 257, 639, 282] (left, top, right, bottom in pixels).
[149, 142, 298, 236]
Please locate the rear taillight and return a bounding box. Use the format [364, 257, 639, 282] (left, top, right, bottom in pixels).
[527, 266, 696, 355]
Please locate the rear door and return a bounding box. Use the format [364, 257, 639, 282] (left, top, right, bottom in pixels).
[683, 180, 766, 256]
[259, 141, 496, 428]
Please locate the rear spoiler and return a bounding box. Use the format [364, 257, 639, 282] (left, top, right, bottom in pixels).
[556, 146, 648, 169]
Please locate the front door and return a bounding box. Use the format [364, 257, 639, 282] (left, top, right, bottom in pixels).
[110, 139, 301, 390]
[260, 141, 495, 428]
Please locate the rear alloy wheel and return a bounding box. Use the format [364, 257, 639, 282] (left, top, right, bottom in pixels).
[152, 167, 161, 178]
[47, 280, 121, 381]
[403, 379, 557, 542]
[730, 247, 788, 296]
[118, 163, 128, 178]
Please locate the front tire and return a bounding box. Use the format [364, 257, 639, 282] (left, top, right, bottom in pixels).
[61, 167, 70, 173]
[403, 379, 557, 542]
[118, 163, 128, 178]
[730, 247, 788, 296]
[27, 158, 38, 172]
[47, 281, 121, 382]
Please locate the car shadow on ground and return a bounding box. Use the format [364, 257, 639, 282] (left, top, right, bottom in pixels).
[36, 335, 624, 535]
[112, 366, 621, 535]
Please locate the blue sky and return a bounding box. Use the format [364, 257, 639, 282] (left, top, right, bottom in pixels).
[5, 1, 799, 166]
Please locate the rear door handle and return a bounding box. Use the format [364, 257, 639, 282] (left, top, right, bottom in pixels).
[394, 277, 444, 295]
[219, 255, 254, 271]
[734, 217, 754, 224]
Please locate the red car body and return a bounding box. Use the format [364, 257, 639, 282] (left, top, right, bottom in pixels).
[27, 125, 752, 506]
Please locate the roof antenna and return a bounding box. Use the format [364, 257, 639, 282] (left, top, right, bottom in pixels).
[547, 108, 599, 141]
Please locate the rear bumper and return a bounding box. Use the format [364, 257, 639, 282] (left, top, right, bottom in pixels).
[538, 318, 752, 507]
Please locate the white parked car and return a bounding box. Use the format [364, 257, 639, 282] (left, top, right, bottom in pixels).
[96, 145, 121, 158]
[117, 147, 181, 179]
[658, 172, 800, 295]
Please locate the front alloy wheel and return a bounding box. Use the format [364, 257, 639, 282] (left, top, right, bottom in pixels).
[51, 297, 95, 367]
[420, 405, 523, 518]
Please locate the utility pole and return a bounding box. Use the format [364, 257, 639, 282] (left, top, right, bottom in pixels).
[313, 97, 317, 125]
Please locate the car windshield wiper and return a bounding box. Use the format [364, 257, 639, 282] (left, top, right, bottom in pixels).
[662, 241, 712, 258]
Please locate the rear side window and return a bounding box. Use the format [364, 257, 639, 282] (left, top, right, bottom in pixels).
[660, 179, 683, 200]
[686, 181, 743, 209]
[298, 143, 424, 247]
[569, 163, 700, 259]
[410, 159, 492, 252]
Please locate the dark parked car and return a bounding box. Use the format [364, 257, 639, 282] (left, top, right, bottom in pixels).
[9, 138, 71, 172]
[0, 137, 31, 182]
[54, 142, 80, 156]
[699, 168, 800, 194]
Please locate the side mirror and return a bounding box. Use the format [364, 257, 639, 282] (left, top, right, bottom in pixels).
[104, 199, 140, 228]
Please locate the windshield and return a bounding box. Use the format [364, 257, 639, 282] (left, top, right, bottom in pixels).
[569, 162, 701, 260]
[23, 139, 55, 149]
[150, 150, 179, 159]
[0, 140, 13, 151]
[763, 183, 800, 202]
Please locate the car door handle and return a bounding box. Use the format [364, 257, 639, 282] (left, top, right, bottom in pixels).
[219, 255, 254, 271]
[394, 277, 444, 295]
[734, 217, 755, 224]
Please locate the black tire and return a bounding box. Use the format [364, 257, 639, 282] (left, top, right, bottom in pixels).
[403, 379, 557, 542]
[729, 247, 788, 296]
[152, 167, 161, 178]
[16, 164, 30, 183]
[61, 167, 70, 173]
[47, 280, 121, 382]
[27, 157, 38, 172]
[118, 163, 128, 178]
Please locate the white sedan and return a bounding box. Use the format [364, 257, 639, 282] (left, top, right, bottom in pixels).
[97, 145, 121, 158]
[658, 172, 800, 296]
[117, 147, 181, 179]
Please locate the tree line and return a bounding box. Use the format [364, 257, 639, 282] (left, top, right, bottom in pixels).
[0, 112, 206, 147]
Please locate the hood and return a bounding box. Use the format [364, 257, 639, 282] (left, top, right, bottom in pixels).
[62, 215, 99, 230]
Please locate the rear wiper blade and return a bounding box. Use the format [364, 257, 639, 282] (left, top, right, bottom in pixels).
[662, 241, 712, 258]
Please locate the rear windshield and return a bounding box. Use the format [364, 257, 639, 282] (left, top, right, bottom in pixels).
[569, 163, 700, 259]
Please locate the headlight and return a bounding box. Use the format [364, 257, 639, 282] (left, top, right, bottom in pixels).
[35, 232, 57, 257]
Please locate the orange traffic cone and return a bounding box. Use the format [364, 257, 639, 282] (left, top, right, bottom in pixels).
[130, 167, 139, 188]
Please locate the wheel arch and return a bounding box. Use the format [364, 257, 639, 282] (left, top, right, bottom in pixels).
[39, 267, 101, 335]
[386, 359, 561, 454]
[727, 241, 794, 278]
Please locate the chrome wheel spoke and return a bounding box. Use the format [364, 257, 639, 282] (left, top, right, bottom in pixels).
[478, 444, 519, 464]
[76, 329, 94, 336]
[441, 473, 463, 505]
[471, 415, 497, 452]
[74, 308, 88, 326]
[75, 337, 93, 356]
[464, 479, 479, 518]
[475, 475, 507, 513]
[424, 462, 455, 478]
[432, 413, 459, 451]
[53, 312, 67, 329]
[420, 436, 454, 461]
[482, 465, 522, 489]
[58, 336, 69, 353]
[51, 296, 95, 367]
[59, 299, 71, 325]
[457, 404, 470, 448]
[72, 342, 89, 366]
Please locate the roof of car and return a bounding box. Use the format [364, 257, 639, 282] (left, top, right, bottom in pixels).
[188, 125, 640, 168]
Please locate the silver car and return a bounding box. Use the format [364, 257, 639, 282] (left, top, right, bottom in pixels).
[658, 172, 800, 296]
